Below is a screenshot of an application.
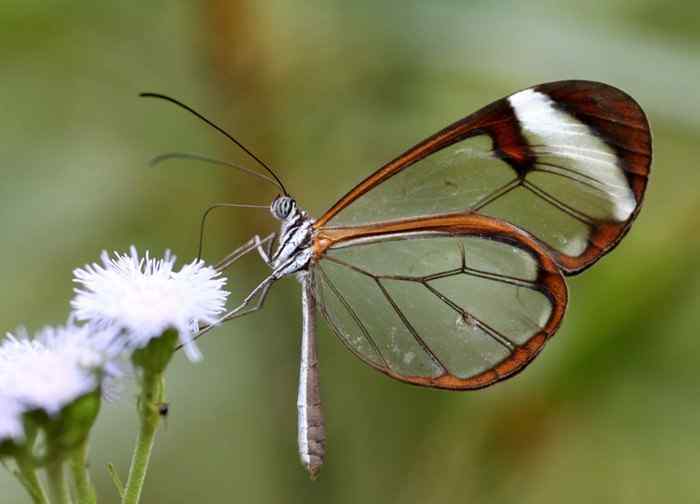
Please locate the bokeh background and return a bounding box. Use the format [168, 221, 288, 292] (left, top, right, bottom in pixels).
[1, 1, 699, 502]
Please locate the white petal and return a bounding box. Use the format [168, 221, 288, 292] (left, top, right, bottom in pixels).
[0, 395, 24, 443]
[71, 248, 229, 361]
[0, 323, 116, 417]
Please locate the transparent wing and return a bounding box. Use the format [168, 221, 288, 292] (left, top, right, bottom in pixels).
[312, 213, 567, 389]
[315, 81, 651, 274]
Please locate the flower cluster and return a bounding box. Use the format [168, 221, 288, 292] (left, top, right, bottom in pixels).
[0, 323, 114, 447]
[72, 247, 229, 361]
[0, 248, 229, 450]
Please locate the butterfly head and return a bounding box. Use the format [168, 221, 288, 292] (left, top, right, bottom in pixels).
[271, 195, 297, 221]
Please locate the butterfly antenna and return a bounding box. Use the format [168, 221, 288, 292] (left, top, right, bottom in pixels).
[150, 152, 282, 190]
[197, 203, 269, 260]
[140, 92, 289, 195]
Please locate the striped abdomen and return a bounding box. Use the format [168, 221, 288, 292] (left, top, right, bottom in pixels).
[297, 272, 325, 478]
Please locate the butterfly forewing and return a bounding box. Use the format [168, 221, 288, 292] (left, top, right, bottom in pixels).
[312, 214, 567, 389]
[316, 80, 651, 274]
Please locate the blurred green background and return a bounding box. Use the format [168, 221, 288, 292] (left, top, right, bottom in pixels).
[1, 0, 699, 502]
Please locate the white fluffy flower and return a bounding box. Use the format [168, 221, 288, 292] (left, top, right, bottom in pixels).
[71, 247, 229, 361]
[0, 394, 24, 443]
[0, 322, 117, 432]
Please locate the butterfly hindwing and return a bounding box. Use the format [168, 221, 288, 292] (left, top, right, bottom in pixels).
[313, 213, 567, 389]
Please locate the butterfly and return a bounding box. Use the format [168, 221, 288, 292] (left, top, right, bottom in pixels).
[143, 80, 651, 478]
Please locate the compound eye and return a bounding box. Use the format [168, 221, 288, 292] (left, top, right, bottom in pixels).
[281, 198, 293, 217]
[272, 196, 294, 219]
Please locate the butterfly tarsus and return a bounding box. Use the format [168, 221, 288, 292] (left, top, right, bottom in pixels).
[175, 233, 278, 350]
[193, 242, 308, 344]
[192, 275, 276, 344]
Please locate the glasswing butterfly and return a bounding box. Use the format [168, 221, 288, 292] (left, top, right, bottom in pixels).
[143, 80, 651, 478]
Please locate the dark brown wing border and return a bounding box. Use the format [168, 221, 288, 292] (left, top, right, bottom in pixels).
[535, 81, 651, 273]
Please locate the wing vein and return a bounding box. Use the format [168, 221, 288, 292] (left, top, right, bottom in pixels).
[374, 278, 449, 375]
[424, 266, 537, 289]
[533, 160, 608, 186]
[470, 177, 521, 212]
[531, 167, 607, 194]
[317, 265, 390, 369]
[423, 282, 516, 351]
[522, 180, 595, 225]
[324, 255, 376, 278]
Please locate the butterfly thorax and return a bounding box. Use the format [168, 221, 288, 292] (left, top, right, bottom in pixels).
[270, 196, 315, 278]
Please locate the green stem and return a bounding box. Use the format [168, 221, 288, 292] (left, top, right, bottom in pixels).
[122, 370, 164, 504]
[70, 440, 97, 504]
[15, 452, 49, 504]
[107, 463, 125, 498]
[47, 459, 72, 504]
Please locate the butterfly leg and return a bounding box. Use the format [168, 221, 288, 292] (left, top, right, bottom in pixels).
[193, 275, 276, 341]
[194, 244, 310, 342]
[219, 276, 275, 323]
[214, 232, 276, 271]
[253, 233, 276, 266]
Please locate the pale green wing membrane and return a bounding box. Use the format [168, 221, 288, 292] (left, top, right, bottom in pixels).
[326, 135, 507, 227]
